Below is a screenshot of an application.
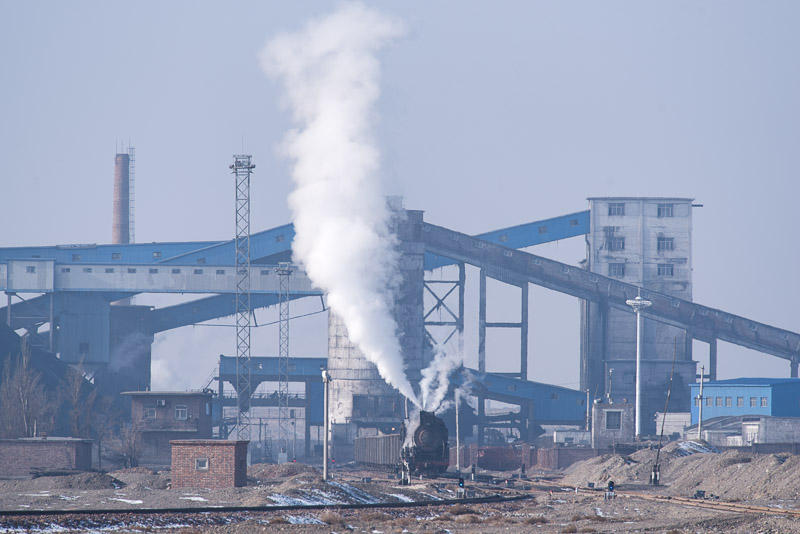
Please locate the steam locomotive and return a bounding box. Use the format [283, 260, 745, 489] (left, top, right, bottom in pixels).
[401, 410, 450, 476]
[353, 410, 450, 477]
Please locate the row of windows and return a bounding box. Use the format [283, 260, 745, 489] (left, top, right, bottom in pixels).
[607, 202, 675, 218]
[607, 263, 675, 278]
[602, 236, 676, 252]
[694, 396, 768, 408]
[58, 267, 275, 275]
[143, 405, 188, 420]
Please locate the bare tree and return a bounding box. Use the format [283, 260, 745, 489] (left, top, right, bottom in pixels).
[0, 337, 53, 438]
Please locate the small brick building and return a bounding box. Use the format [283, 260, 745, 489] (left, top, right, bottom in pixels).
[170, 440, 248, 489]
[0, 437, 92, 477]
[591, 400, 634, 448]
[122, 391, 213, 466]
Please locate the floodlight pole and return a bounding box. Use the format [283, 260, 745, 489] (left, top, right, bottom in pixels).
[455, 389, 461, 473]
[626, 293, 652, 440]
[322, 369, 331, 481]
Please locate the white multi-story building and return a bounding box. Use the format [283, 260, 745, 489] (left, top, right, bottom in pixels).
[581, 197, 697, 435]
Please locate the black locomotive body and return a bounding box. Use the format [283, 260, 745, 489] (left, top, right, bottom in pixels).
[401, 410, 449, 475]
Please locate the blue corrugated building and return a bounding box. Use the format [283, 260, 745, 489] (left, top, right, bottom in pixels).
[690, 378, 800, 424]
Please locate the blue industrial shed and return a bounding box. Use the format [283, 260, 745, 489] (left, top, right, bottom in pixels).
[690, 378, 800, 424]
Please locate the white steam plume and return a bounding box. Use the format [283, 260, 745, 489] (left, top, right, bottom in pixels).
[419, 339, 464, 413]
[262, 3, 419, 404]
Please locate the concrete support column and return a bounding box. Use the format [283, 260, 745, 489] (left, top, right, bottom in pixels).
[457, 262, 465, 346]
[6, 293, 10, 327]
[709, 338, 718, 382]
[477, 269, 486, 445]
[520, 283, 529, 381]
[49, 293, 54, 351]
[791, 358, 798, 379]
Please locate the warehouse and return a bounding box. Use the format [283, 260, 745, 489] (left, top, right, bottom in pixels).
[690, 378, 800, 425]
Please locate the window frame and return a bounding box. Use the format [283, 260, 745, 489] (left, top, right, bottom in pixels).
[657, 237, 675, 252]
[608, 203, 625, 216]
[605, 410, 622, 430]
[607, 236, 625, 251]
[175, 405, 188, 421]
[657, 263, 674, 277]
[608, 263, 625, 278]
[657, 203, 674, 218]
[195, 458, 209, 471]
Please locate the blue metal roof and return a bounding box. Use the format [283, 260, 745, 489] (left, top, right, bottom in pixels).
[698, 378, 800, 386]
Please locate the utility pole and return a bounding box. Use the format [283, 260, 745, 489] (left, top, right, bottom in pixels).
[276, 262, 293, 461]
[585, 389, 591, 431]
[697, 365, 705, 441]
[322, 369, 331, 481]
[626, 293, 653, 439]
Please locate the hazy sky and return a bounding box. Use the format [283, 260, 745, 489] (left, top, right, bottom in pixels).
[2, 1, 799, 390]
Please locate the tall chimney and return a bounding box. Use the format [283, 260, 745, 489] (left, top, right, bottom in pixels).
[113, 153, 130, 244]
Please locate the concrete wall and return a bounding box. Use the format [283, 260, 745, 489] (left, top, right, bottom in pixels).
[582, 198, 696, 434]
[591, 401, 634, 448]
[0, 438, 92, 476]
[170, 440, 248, 488]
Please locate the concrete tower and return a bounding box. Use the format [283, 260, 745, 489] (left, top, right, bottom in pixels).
[112, 153, 131, 244]
[581, 197, 697, 435]
[327, 208, 427, 458]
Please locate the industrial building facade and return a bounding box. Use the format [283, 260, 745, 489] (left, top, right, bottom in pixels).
[581, 197, 697, 434]
[690, 378, 800, 424]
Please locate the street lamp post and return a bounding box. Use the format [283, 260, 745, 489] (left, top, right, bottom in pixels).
[321, 369, 331, 481]
[626, 293, 653, 440]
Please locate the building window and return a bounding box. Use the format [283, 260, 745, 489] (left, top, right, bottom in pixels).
[607, 236, 625, 251]
[737, 396, 744, 407]
[193, 269, 203, 275]
[657, 204, 674, 218]
[657, 237, 675, 251]
[171, 268, 181, 274]
[605, 411, 621, 430]
[694, 397, 700, 407]
[127, 268, 136, 274]
[705, 397, 712, 406]
[570, 219, 579, 226]
[25, 266, 36, 273]
[175, 405, 188, 420]
[761, 397, 768, 407]
[725, 397, 732, 407]
[550, 393, 559, 400]
[608, 263, 625, 278]
[538, 225, 547, 234]
[715, 396, 723, 407]
[83, 267, 92, 273]
[608, 203, 625, 216]
[149, 268, 158, 274]
[750, 397, 758, 408]
[195, 458, 209, 471]
[61, 267, 71, 273]
[72, 254, 81, 262]
[216, 269, 225, 275]
[152, 251, 162, 259]
[143, 407, 156, 419]
[197, 258, 206, 264]
[260, 270, 270, 275]
[112, 252, 121, 260]
[105, 268, 114, 273]
[657, 263, 674, 277]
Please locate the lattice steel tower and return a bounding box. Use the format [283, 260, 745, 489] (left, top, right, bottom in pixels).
[230, 154, 255, 440]
[276, 262, 293, 457]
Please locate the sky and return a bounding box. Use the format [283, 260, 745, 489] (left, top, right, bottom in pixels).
[1, 1, 799, 391]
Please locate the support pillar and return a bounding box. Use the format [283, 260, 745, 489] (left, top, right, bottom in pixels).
[709, 338, 717, 382]
[520, 283, 528, 381]
[457, 262, 465, 345]
[49, 293, 54, 351]
[791, 358, 798, 379]
[304, 380, 312, 458]
[6, 293, 10, 327]
[477, 269, 486, 445]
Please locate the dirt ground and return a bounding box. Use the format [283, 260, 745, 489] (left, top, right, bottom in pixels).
[2, 453, 800, 533]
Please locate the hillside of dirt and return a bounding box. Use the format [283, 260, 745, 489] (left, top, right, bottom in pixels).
[562, 442, 800, 503]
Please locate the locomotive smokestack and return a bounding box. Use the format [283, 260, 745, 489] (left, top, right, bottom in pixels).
[113, 153, 130, 244]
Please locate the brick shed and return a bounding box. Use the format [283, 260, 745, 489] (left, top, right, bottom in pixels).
[0, 437, 92, 477]
[170, 440, 248, 489]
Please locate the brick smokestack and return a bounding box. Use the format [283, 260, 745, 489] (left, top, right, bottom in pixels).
[113, 153, 130, 244]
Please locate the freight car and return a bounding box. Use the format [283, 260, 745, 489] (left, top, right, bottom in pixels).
[354, 411, 449, 477]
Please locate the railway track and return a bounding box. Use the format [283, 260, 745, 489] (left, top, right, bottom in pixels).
[524, 478, 800, 518]
[0, 492, 531, 519]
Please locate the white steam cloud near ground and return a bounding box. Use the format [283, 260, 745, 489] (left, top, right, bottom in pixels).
[261, 3, 420, 405]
